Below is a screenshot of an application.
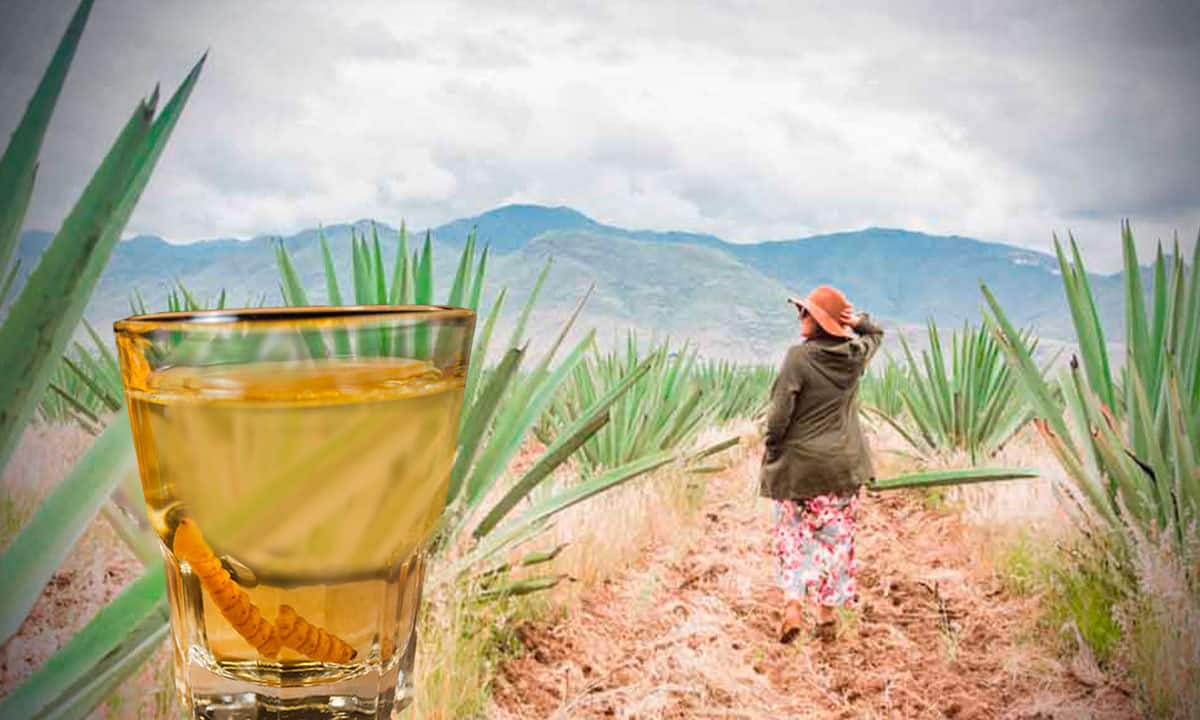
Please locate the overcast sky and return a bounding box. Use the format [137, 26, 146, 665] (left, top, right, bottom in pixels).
[1, 0, 1197, 271]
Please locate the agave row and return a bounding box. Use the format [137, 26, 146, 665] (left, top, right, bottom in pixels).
[692, 358, 774, 424]
[537, 334, 768, 477]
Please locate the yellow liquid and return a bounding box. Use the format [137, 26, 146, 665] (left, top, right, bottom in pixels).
[126, 358, 462, 684]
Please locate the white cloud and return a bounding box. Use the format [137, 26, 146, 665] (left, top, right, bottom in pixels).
[1, 0, 1196, 270]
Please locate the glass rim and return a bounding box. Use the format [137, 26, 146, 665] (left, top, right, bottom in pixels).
[114, 304, 474, 334]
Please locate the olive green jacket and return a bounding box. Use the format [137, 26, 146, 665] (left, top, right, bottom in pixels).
[759, 315, 884, 501]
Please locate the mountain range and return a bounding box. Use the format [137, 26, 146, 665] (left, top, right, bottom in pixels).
[10, 204, 1126, 363]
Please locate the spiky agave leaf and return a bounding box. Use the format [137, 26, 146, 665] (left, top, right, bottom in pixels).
[461, 331, 596, 507]
[0, 0, 93, 274]
[869, 466, 1038, 491]
[448, 259, 564, 506]
[0, 259, 21, 305]
[447, 346, 525, 506]
[475, 573, 568, 602]
[0, 52, 205, 470]
[470, 354, 659, 538]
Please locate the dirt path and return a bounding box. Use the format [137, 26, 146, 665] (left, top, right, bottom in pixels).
[489, 452, 1137, 719]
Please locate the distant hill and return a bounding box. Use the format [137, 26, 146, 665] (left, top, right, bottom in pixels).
[720, 228, 1128, 341]
[7, 204, 1129, 363]
[432, 205, 1126, 346]
[432, 205, 602, 253]
[437, 204, 733, 252]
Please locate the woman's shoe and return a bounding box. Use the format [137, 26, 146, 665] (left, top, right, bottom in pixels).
[810, 604, 838, 643]
[812, 611, 837, 643]
[813, 620, 837, 642]
[779, 600, 804, 644]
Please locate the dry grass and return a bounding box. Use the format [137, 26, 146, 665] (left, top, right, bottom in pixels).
[1125, 526, 1200, 719]
[413, 575, 520, 719]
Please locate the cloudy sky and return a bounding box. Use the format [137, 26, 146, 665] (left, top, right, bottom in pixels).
[1, 0, 1197, 271]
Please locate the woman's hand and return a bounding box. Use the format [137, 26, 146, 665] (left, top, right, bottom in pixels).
[839, 307, 861, 329]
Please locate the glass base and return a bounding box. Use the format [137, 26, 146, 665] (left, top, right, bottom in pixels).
[189, 692, 405, 720]
[184, 662, 410, 719]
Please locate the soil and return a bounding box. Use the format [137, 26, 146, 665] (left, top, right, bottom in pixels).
[489, 458, 1138, 719]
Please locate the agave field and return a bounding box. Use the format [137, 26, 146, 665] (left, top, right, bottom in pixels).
[537, 335, 771, 477]
[857, 353, 906, 421]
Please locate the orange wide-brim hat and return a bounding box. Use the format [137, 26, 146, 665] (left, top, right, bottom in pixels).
[787, 285, 854, 338]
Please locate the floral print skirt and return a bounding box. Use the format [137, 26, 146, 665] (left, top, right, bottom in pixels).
[773, 492, 859, 606]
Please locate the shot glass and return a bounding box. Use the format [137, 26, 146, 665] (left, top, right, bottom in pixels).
[114, 306, 474, 718]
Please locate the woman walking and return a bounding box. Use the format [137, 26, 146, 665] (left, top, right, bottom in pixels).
[761, 285, 883, 643]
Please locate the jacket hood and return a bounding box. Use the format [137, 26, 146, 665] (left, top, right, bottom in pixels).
[805, 337, 867, 389]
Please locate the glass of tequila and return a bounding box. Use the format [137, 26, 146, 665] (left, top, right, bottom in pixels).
[114, 306, 473, 718]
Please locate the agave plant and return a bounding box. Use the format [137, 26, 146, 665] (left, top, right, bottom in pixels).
[849, 327, 1043, 490]
[693, 358, 774, 423]
[983, 223, 1199, 567]
[867, 320, 1047, 464]
[0, 1, 204, 716]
